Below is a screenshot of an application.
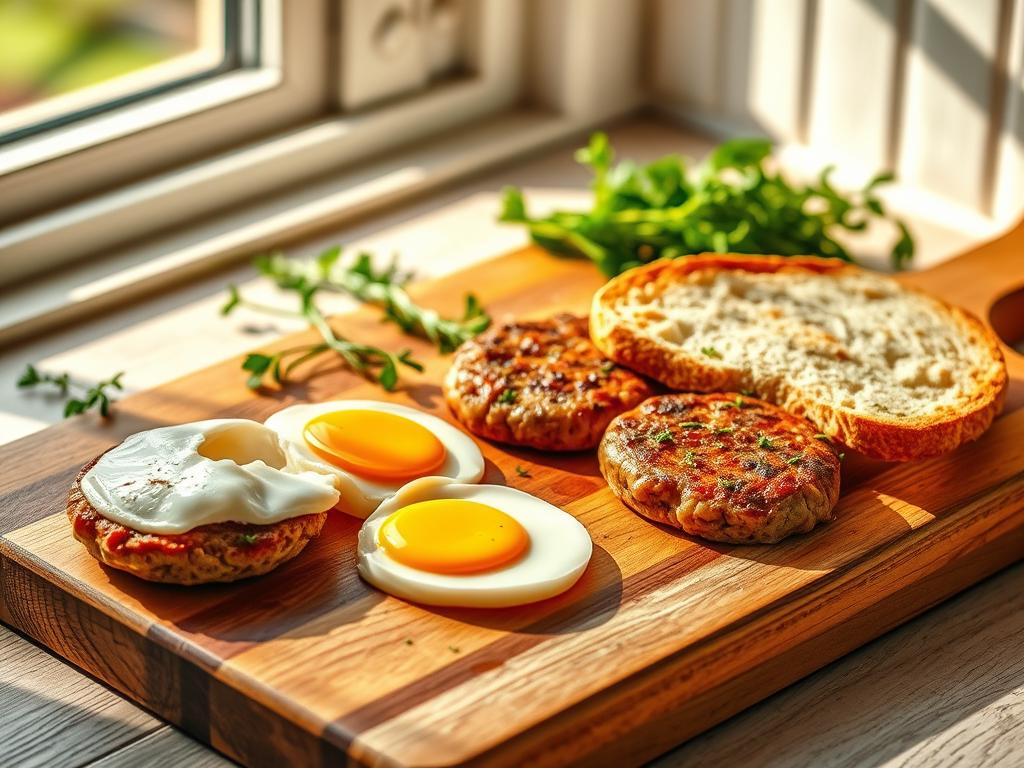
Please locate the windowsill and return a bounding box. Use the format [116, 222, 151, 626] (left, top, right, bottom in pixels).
[0, 68, 281, 176]
[0, 111, 1006, 355]
[0, 109, 591, 346]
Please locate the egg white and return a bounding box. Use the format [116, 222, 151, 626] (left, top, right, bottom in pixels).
[80, 419, 340, 534]
[357, 477, 593, 608]
[264, 400, 485, 519]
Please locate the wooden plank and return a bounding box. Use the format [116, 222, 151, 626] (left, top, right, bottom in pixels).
[86, 727, 233, 768]
[654, 562, 1024, 768]
[0, 626, 162, 768]
[1, 235, 1023, 767]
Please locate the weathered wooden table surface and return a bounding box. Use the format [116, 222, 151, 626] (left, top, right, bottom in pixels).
[2, 119, 1022, 767]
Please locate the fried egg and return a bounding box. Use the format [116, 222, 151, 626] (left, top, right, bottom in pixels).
[357, 477, 593, 608]
[80, 419, 340, 534]
[264, 401, 485, 519]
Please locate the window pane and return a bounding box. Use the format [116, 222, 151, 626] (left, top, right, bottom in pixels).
[0, 0, 232, 142]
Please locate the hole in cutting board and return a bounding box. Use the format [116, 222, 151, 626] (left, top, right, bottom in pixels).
[989, 285, 1024, 356]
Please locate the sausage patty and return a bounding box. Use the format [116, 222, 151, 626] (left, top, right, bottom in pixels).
[443, 313, 653, 451]
[599, 393, 841, 544]
[67, 458, 328, 585]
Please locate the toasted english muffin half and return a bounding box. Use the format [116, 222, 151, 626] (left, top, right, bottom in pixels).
[590, 255, 1007, 462]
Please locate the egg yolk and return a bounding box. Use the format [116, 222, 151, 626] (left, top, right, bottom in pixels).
[303, 410, 446, 482]
[378, 499, 530, 575]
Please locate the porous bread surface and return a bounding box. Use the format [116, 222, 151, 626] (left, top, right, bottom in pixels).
[591, 255, 1007, 461]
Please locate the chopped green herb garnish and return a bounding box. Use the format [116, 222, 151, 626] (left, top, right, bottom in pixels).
[718, 478, 742, 492]
[720, 395, 747, 410]
[814, 433, 832, 442]
[680, 421, 705, 429]
[600, 361, 616, 374]
[237, 533, 259, 546]
[786, 453, 804, 465]
[515, 465, 531, 478]
[839, 452, 846, 462]
[684, 450, 697, 467]
[740, 389, 756, 397]
[651, 429, 674, 444]
[715, 427, 735, 435]
[701, 346, 721, 359]
[757, 434, 775, 450]
[497, 388, 518, 405]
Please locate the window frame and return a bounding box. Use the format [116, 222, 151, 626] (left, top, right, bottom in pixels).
[0, 0, 642, 293]
[0, 0, 328, 226]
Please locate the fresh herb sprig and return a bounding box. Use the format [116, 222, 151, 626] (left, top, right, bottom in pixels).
[253, 248, 490, 353]
[224, 285, 421, 391]
[223, 247, 490, 390]
[500, 132, 914, 276]
[18, 365, 124, 418]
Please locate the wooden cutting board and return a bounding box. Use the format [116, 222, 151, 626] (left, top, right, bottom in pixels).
[2, 232, 1023, 768]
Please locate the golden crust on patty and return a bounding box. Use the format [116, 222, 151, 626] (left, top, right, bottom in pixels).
[443, 313, 653, 451]
[67, 458, 327, 585]
[599, 393, 841, 544]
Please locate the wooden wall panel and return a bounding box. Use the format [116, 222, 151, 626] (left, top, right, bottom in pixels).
[898, 0, 1010, 213]
[650, 0, 722, 111]
[732, 0, 811, 142]
[646, 0, 1024, 224]
[807, 0, 904, 171]
[994, 0, 1024, 222]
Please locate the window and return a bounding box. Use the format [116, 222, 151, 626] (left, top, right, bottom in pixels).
[1, 2, 655, 302]
[0, 0, 243, 144]
[0, 0, 529, 286]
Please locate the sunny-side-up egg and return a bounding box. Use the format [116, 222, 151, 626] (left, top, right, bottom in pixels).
[357, 476, 593, 608]
[264, 400, 485, 519]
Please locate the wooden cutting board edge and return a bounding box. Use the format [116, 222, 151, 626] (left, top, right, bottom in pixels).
[2, 235, 1023, 767]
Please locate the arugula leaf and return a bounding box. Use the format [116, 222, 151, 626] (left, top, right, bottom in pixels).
[501, 133, 915, 275]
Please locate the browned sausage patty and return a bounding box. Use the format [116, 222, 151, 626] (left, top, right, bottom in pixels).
[443, 313, 653, 451]
[67, 458, 327, 585]
[599, 393, 841, 543]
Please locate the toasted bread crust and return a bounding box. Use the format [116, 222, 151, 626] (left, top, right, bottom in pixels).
[67, 457, 327, 585]
[591, 254, 1008, 462]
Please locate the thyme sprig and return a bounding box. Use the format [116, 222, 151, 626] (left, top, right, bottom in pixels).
[18, 365, 124, 418]
[254, 248, 490, 353]
[224, 285, 421, 391]
[223, 247, 490, 390]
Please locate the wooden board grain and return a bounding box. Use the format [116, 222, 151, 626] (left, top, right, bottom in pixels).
[2, 239, 1023, 768]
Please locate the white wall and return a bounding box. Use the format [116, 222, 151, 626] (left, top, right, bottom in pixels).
[647, 0, 1024, 224]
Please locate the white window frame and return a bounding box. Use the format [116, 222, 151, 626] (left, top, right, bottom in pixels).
[0, 1, 328, 226]
[0, 0, 643, 334]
